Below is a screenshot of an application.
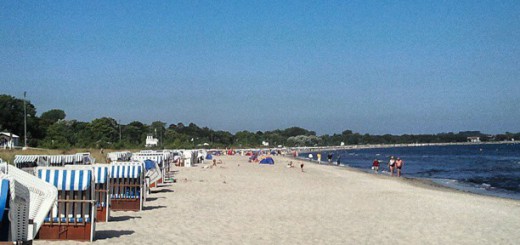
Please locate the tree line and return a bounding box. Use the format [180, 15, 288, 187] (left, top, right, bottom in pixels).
[1, 94, 518, 149]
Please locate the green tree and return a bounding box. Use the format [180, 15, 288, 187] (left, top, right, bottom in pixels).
[40, 120, 73, 148]
[88, 117, 118, 148]
[0, 94, 40, 146]
[123, 121, 147, 146]
[40, 109, 66, 123]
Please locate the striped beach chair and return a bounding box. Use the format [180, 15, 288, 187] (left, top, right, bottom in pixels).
[0, 163, 58, 243]
[74, 153, 93, 165]
[63, 155, 75, 165]
[35, 167, 96, 242]
[109, 162, 145, 211]
[14, 155, 48, 169]
[93, 164, 110, 222]
[48, 155, 64, 166]
[63, 164, 111, 222]
[107, 151, 132, 162]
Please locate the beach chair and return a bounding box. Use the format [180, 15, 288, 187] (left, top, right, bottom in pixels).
[132, 153, 163, 188]
[13, 155, 49, 169]
[63, 155, 75, 165]
[63, 164, 111, 222]
[93, 165, 110, 222]
[107, 151, 132, 162]
[109, 162, 145, 211]
[74, 153, 94, 165]
[143, 160, 162, 190]
[0, 175, 10, 242]
[0, 163, 58, 243]
[48, 155, 64, 166]
[35, 167, 96, 242]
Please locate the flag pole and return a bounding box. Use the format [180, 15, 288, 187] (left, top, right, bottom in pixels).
[23, 91, 27, 149]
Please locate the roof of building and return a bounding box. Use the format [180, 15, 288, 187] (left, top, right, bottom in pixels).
[0, 132, 19, 138]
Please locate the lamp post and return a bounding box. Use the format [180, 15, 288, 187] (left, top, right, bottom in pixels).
[23, 91, 27, 150]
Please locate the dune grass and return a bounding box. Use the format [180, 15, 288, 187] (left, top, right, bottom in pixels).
[0, 148, 139, 164]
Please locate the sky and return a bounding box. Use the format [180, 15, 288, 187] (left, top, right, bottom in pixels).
[1, 1, 519, 135]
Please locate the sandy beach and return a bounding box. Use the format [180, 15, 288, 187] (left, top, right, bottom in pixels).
[35, 155, 520, 244]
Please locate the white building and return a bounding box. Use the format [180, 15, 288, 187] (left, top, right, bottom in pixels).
[467, 137, 481, 143]
[145, 135, 159, 147]
[0, 132, 19, 149]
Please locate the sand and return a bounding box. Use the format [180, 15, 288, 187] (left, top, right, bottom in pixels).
[35, 155, 520, 244]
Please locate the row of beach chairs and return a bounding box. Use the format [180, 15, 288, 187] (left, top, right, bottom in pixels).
[13, 153, 94, 168]
[0, 155, 168, 243]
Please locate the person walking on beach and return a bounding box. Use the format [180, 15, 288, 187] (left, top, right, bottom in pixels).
[372, 159, 380, 173]
[317, 153, 322, 164]
[395, 157, 404, 177]
[300, 162, 304, 172]
[388, 156, 396, 176]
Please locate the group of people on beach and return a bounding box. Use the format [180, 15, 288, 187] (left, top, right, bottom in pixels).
[372, 156, 404, 177]
[307, 152, 341, 166]
[287, 161, 305, 172]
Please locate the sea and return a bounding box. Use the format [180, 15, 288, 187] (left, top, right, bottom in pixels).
[302, 143, 520, 200]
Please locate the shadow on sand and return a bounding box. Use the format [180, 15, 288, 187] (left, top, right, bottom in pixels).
[143, 205, 166, 211]
[146, 197, 165, 202]
[95, 230, 135, 240]
[153, 188, 174, 193]
[109, 215, 142, 222]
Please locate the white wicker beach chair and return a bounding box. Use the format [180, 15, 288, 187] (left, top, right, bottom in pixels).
[132, 153, 163, 188]
[0, 163, 58, 242]
[109, 162, 145, 211]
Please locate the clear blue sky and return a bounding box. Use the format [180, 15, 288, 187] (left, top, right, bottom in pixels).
[1, 1, 519, 135]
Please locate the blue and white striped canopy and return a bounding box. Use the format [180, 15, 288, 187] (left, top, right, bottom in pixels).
[14, 155, 40, 164]
[63, 155, 75, 164]
[48, 155, 63, 165]
[36, 168, 92, 191]
[110, 163, 142, 179]
[93, 165, 109, 184]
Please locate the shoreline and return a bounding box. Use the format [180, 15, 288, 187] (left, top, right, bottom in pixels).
[293, 154, 520, 202]
[292, 140, 518, 153]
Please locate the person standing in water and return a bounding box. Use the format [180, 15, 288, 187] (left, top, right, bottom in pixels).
[372, 159, 380, 173]
[308, 153, 313, 162]
[395, 157, 404, 177]
[388, 156, 396, 176]
[317, 152, 322, 164]
[327, 153, 333, 163]
[336, 156, 341, 166]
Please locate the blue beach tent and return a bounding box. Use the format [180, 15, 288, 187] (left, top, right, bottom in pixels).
[259, 157, 275, 164]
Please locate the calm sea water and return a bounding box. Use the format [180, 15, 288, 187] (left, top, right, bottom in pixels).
[303, 143, 520, 200]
